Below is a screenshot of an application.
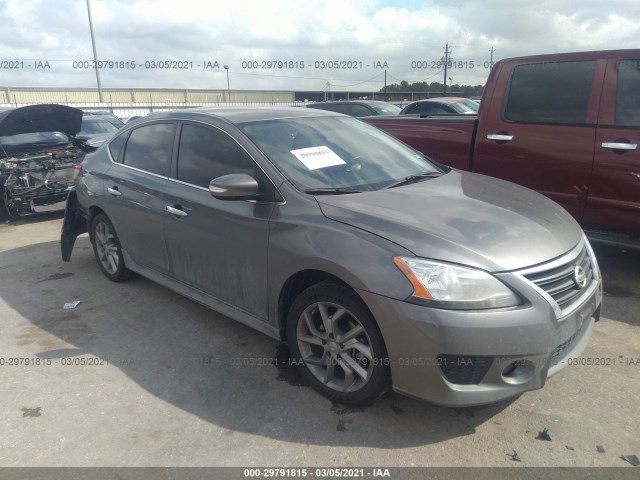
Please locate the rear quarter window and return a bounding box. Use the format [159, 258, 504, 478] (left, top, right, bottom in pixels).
[504, 61, 596, 125]
[108, 131, 128, 162]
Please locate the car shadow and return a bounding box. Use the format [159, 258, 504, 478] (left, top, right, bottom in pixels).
[2, 210, 65, 226]
[591, 243, 640, 327]
[2, 236, 521, 448]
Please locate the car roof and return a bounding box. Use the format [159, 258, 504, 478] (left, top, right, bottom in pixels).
[411, 97, 469, 104]
[137, 106, 341, 125]
[82, 115, 113, 122]
[309, 100, 391, 105]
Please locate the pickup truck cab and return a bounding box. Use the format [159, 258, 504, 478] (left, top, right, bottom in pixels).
[365, 50, 640, 249]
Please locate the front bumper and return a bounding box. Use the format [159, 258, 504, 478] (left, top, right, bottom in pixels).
[358, 241, 602, 407]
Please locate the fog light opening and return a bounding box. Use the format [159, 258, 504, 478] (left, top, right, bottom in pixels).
[501, 359, 535, 385]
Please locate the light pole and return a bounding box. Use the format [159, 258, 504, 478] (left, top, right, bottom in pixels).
[223, 65, 230, 103]
[86, 0, 103, 102]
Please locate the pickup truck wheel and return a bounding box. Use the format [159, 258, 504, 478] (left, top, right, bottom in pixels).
[90, 213, 131, 282]
[286, 281, 390, 406]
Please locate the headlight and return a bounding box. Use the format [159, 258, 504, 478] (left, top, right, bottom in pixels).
[394, 256, 521, 309]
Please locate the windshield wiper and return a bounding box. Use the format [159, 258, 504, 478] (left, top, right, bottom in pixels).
[385, 172, 442, 189]
[304, 187, 363, 195]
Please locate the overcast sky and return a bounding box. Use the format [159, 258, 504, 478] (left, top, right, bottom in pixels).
[1, 0, 639, 93]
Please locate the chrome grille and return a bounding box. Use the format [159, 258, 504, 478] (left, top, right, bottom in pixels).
[523, 245, 594, 310]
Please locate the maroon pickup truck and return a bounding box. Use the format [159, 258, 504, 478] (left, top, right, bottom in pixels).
[365, 49, 640, 249]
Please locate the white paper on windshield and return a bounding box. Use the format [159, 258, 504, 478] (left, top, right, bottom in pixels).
[290, 146, 345, 170]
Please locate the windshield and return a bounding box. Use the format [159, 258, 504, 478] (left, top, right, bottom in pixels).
[371, 103, 402, 115]
[79, 119, 119, 135]
[0, 131, 69, 147]
[450, 99, 479, 114]
[240, 116, 443, 192]
[0, 131, 71, 157]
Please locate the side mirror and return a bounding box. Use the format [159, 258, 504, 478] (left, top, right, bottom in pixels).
[209, 173, 259, 200]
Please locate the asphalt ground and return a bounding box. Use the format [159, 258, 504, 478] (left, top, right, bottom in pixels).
[0, 213, 638, 470]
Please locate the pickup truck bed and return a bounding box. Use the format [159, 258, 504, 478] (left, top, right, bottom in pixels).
[367, 115, 478, 171]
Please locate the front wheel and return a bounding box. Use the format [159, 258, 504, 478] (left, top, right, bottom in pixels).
[90, 213, 131, 282]
[286, 281, 390, 406]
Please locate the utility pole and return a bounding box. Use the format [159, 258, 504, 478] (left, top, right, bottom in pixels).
[490, 46, 495, 68]
[86, 0, 103, 102]
[384, 70, 387, 101]
[443, 43, 449, 95]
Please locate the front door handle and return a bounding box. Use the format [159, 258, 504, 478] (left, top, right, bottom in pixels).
[601, 142, 637, 151]
[107, 186, 122, 197]
[486, 133, 514, 141]
[166, 205, 188, 217]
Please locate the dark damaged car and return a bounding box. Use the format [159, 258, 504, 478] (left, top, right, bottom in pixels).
[61, 107, 602, 407]
[0, 104, 87, 220]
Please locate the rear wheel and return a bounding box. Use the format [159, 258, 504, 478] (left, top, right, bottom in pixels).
[90, 213, 131, 282]
[286, 281, 390, 406]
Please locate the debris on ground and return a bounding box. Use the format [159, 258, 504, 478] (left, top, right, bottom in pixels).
[536, 427, 554, 441]
[596, 445, 606, 453]
[621, 455, 640, 467]
[565, 445, 575, 451]
[508, 450, 521, 462]
[63, 300, 81, 310]
[21, 407, 41, 418]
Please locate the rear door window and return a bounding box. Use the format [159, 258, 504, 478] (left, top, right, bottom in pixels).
[121, 123, 175, 176]
[504, 61, 596, 124]
[407, 103, 450, 115]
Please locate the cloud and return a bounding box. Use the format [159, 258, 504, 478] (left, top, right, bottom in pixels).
[0, 0, 638, 92]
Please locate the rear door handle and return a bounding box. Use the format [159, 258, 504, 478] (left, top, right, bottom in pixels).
[601, 142, 637, 150]
[166, 205, 188, 217]
[107, 186, 122, 197]
[486, 134, 514, 141]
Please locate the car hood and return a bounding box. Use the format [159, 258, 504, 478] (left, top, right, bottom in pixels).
[315, 170, 582, 272]
[0, 104, 83, 137]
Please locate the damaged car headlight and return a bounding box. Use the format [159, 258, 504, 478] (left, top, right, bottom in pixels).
[394, 256, 521, 309]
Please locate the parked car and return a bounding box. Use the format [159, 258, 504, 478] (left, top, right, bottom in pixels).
[399, 97, 479, 115]
[77, 115, 121, 150]
[0, 104, 86, 220]
[307, 100, 401, 117]
[124, 115, 143, 124]
[82, 110, 125, 128]
[365, 49, 640, 249]
[61, 107, 602, 407]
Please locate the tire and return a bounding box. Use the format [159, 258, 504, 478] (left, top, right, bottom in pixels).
[0, 191, 8, 222]
[0, 186, 14, 222]
[90, 213, 131, 282]
[286, 281, 390, 406]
